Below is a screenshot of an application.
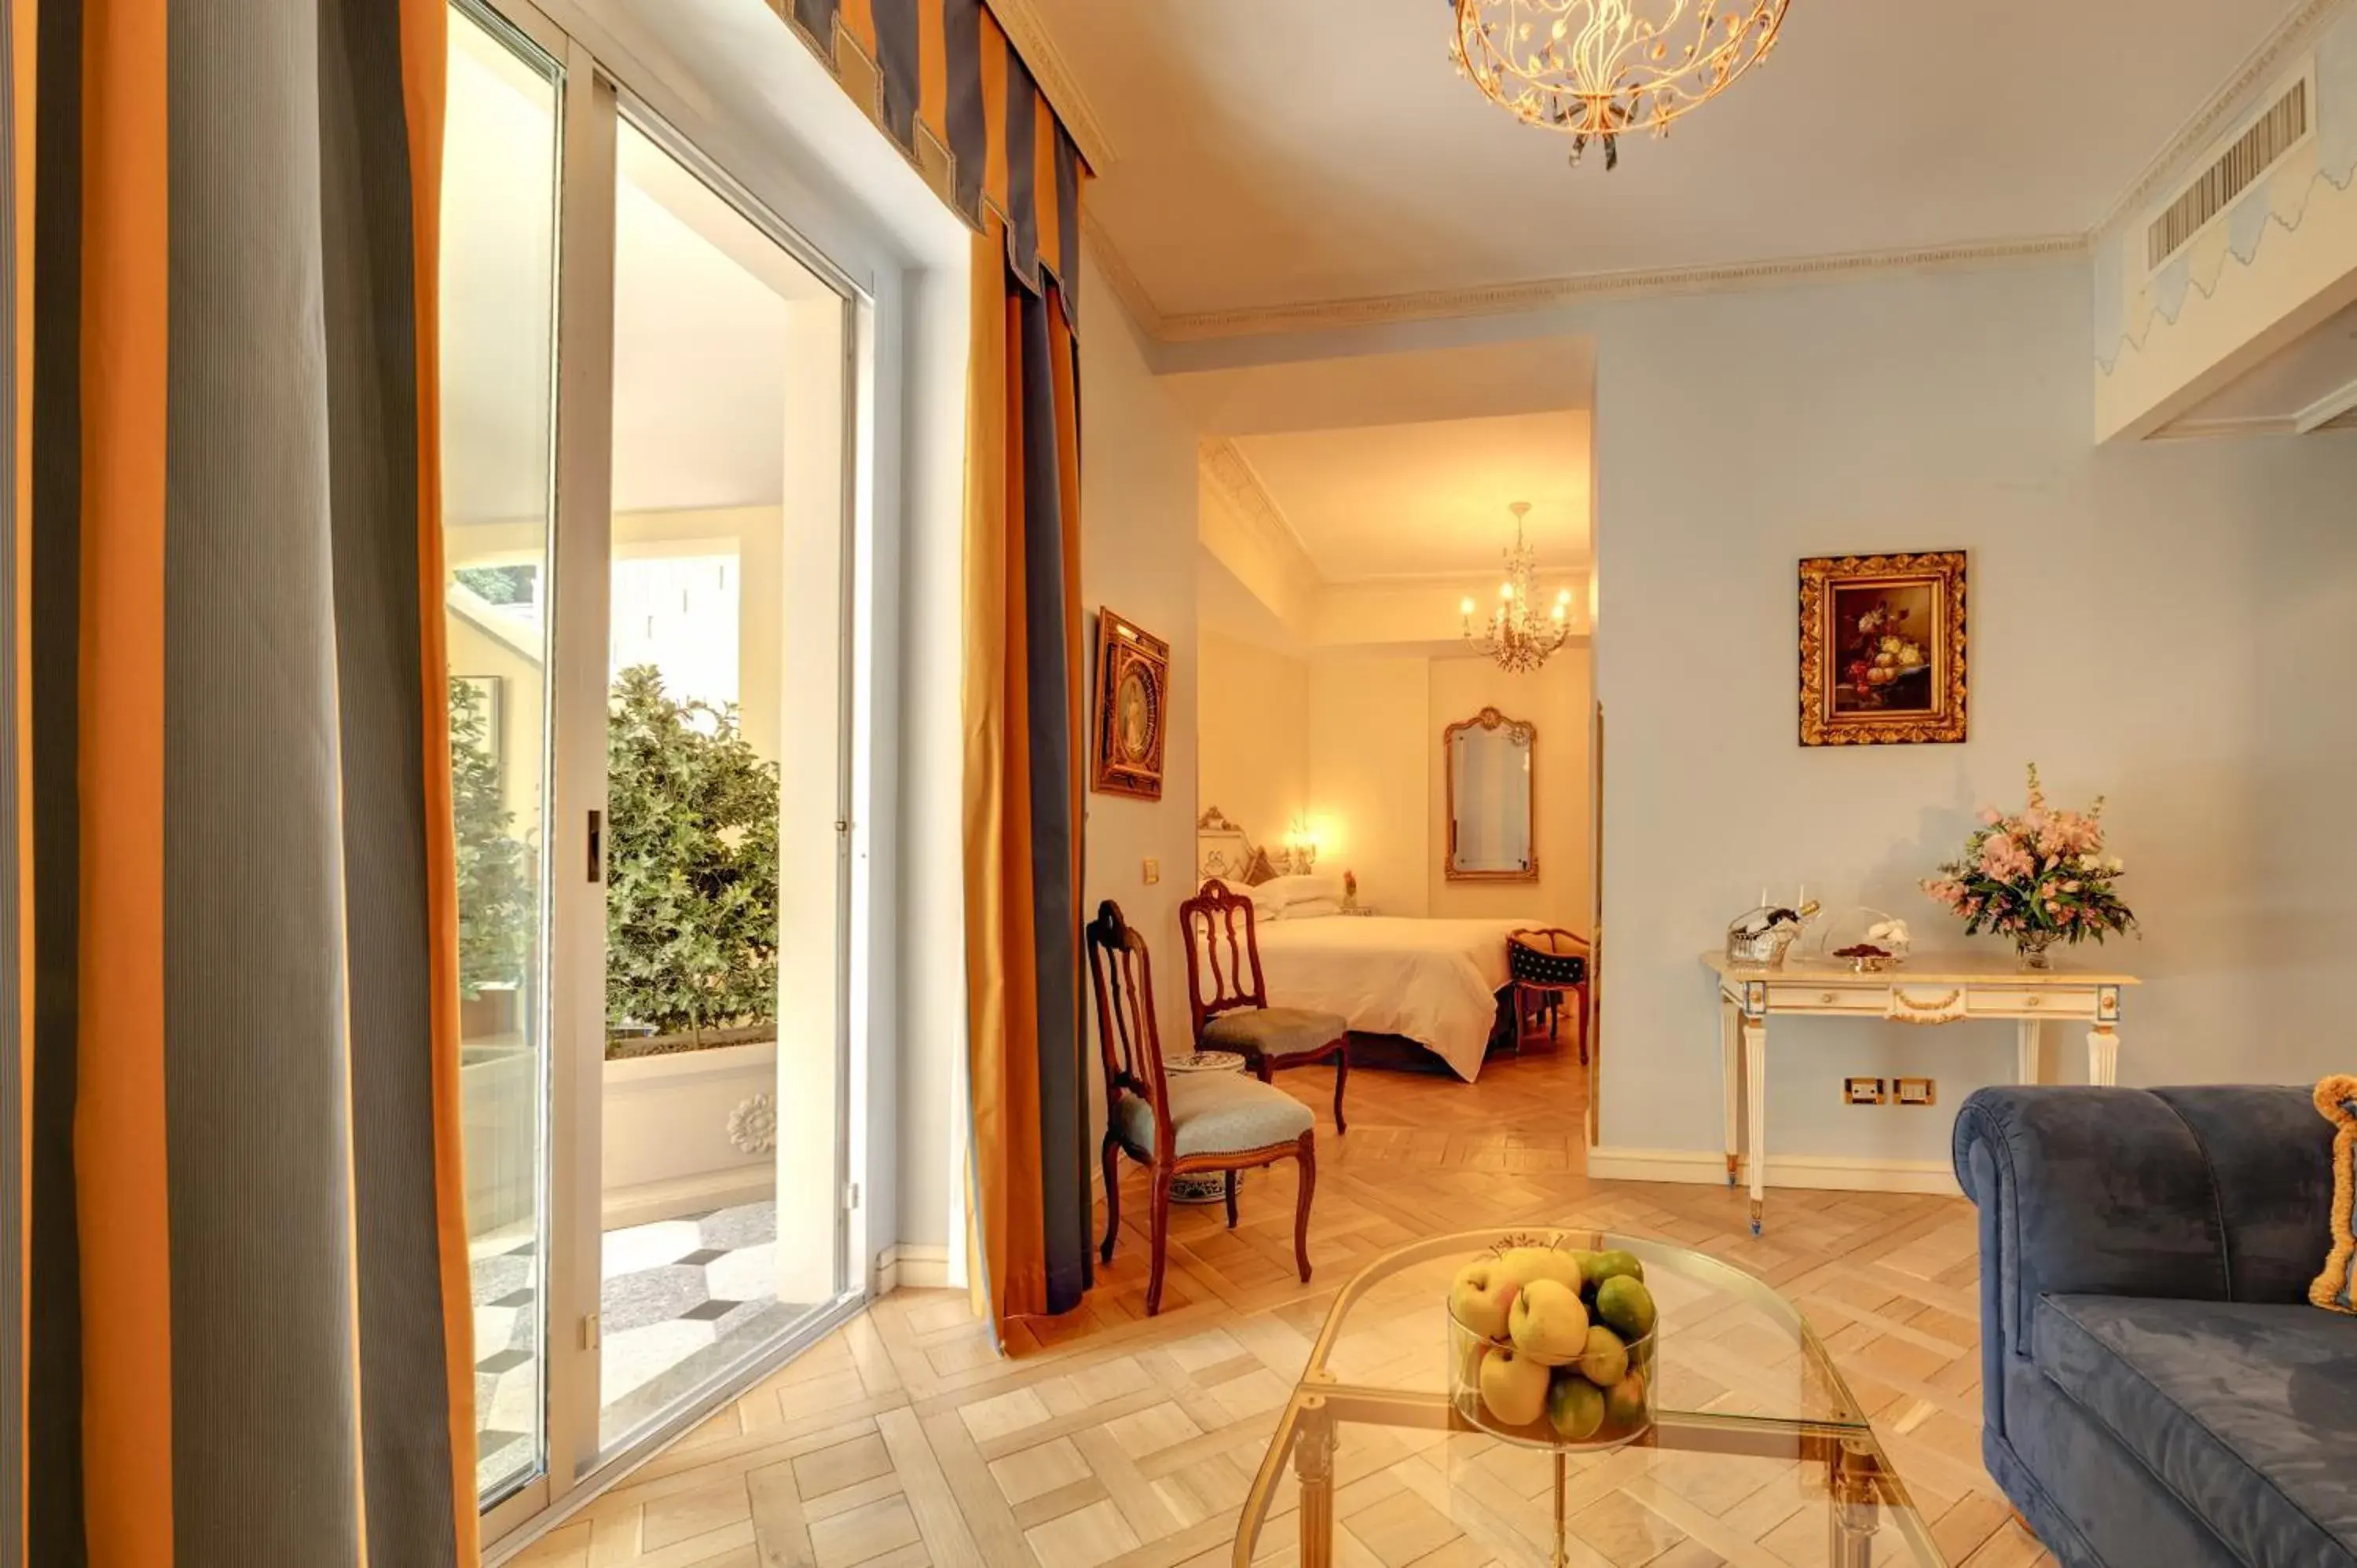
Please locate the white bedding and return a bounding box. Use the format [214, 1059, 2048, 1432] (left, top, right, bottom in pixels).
[1252, 916, 1526, 1083]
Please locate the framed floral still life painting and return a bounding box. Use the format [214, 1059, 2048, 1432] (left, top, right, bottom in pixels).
[1092, 608, 1169, 800]
[1798, 551, 1968, 746]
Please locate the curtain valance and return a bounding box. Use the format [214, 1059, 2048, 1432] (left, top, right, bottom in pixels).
[782, 0, 1087, 324]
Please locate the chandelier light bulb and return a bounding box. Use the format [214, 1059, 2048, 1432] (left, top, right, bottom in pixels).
[1460, 596, 1476, 615]
[1500, 582, 1514, 600]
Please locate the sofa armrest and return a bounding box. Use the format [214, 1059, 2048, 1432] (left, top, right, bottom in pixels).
[1952, 1085, 2333, 1439]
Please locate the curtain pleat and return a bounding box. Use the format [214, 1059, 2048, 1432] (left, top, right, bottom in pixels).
[963, 225, 1090, 1337]
[0, 0, 479, 1561]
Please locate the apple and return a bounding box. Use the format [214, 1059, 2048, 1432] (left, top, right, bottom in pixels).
[1478, 1346, 1550, 1428]
[1545, 1373, 1605, 1442]
[1577, 1325, 1629, 1387]
[1496, 1247, 1583, 1292]
[1507, 1278, 1589, 1366]
[1449, 1259, 1519, 1341]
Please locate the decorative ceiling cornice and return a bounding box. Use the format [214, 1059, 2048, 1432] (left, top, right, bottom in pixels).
[1153, 236, 2088, 343]
[1080, 208, 1164, 338]
[1198, 438, 1321, 594]
[2091, 0, 2349, 241]
[988, 0, 1119, 176]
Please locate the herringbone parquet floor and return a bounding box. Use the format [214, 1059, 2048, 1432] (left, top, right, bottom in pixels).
[507, 1044, 2055, 1568]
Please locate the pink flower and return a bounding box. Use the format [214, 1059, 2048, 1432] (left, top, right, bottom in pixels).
[1980, 836, 2035, 884]
[1979, 808, 2002, 826]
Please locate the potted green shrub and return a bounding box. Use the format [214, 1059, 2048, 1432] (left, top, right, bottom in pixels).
[604, 664, 781, 1054]
[452, 676, 533, 1040]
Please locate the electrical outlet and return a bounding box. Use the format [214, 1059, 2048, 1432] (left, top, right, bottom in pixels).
[1142, 857, 1160, 885]
[1844, 1076, 1886, 1106]
[1895, 1076, 1937, 1106]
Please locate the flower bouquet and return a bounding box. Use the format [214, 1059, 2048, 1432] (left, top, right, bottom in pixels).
[1921, 765, 2137, 969]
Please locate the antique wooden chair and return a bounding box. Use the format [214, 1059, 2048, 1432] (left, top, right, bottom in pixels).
[1086, 900, 1315, 1316]
[1508, 926, 1591, 1064]
[1177, 881, 1351, 1132]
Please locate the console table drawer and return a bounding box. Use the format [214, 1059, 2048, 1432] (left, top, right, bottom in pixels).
[1968, 987, 2097, 1019]
[1765, 984, 1890, 1013]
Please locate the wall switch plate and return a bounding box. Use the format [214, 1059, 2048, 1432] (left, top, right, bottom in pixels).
[1844, 1076, 1886, 1105]
[1894, 1076, 1937, 1106]
[1142, 857, 1160, 885]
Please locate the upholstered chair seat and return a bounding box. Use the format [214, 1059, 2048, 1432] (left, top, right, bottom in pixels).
[1203, 1006, 1351, 1063]
[1115, 1071, 1315, 1161]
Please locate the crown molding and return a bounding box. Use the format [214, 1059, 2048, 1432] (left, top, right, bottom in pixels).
[1080, 209, 1165, 339]
[1150, 236, 2087, 343]
[1198, 438, 1321, 595]
[2092, 0, 2350, 241]
[987, 0, 1119, 176]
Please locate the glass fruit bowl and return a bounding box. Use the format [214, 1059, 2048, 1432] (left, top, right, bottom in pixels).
[1445, 1234, 1659, 1449]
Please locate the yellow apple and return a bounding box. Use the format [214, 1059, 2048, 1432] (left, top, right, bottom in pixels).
[1577, 1325, 1629, 1387]
[1448, 1259, 1518, 1341]
[1477, 1345, 1550, 1428]
[1495, 1246, 1583, 1292]
[1507, 1278, 1590, 1366]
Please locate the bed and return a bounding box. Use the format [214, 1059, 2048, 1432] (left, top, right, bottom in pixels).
[1194, 808, 1530, 1083]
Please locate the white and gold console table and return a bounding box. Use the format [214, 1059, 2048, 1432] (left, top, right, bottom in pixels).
[1702, 951, 2137, 1234]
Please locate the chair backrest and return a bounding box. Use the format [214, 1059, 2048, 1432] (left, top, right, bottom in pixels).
[1508, 926, 1590, 986]
[1177, 879, 1269, 1040]
[1084, 899, 1172, 1152]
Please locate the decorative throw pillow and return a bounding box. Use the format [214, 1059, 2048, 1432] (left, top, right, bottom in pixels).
[2311, 1075, 2357, 1314]
[1241, 846, 1278, 886]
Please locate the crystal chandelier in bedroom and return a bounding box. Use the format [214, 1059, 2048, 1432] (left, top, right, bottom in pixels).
[1447, 0, 1790, 170]
[1461, 503, 1574, 675]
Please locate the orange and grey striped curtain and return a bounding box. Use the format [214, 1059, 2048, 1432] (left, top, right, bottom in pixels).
[782, 0, 1094, 1336]
[3, 2, 478, 1563]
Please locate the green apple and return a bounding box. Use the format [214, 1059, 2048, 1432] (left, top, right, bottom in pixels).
[1497, 1246, 1583, 1292]
[1478, 1346, 1550, 1428]
[1594, 1275, 1657, 1340]
[1604, 1371, 1648, 1430]
[1507, 1278, 1589, 1365]
[1449, 1258, 1519, 1340]
[1584, 1249, 1644, 1291]
[1545, 1372, 1605, 1442]
[1577, 1324, 1629, 1387]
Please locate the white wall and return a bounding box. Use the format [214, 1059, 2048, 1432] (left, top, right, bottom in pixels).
[1198, 629, 1309, 854]
[1306, 656, 1431, 916]
[1594, 258, 2357, 1164]
[1080, 244, 1202, 1082]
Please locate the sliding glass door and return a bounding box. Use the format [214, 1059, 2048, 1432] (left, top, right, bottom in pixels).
[438, 0, 863, 1535]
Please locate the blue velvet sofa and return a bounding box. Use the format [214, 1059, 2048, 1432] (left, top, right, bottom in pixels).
[1953, 1086, 2355, 1568]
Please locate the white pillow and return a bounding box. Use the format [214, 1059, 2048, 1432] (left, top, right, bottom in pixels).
[1281, 897, 1343, 920]
[1257, 873, 1343, 907]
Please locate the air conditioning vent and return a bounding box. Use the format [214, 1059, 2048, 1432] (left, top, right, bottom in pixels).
[2148, 77, 2310, 271]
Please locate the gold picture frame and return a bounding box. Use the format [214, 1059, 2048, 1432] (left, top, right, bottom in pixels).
[1798, 551, 1968, 747]
[1091, 607, 1169, 800]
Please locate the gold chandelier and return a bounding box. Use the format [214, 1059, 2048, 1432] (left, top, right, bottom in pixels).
[1448, 0, 1790, 169]
[1461, 503, 1574, 675]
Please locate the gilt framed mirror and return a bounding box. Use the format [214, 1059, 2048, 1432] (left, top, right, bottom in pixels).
[1444, 707, 1538, 882]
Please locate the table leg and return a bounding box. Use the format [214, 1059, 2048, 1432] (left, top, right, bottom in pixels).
[2088, 1024, 2120, 1087]
[2015, 1018, 2043, 1086]
[1831, 1438, 1878, 1568]
[1718, 996, 1742, 1188]
[1743, 1014, 1769, 1235]
[1552, 1448, 1569, 1568]
[1296, 1398, 1334, 1568]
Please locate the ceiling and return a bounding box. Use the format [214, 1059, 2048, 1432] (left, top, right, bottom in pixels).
[1028, 0, 2304, 324]
[443, 16, 833, 526]
[1233, 412, 1591, 582]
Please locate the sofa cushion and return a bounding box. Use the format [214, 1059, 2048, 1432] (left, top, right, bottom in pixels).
[1114, 1072, 1314, 1160]
[2035, 1294, 2357, 1564]
[1204, 1006, 1345, 1062]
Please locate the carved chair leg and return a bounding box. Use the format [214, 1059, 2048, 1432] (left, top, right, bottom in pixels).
[1223, 1171, 1239, 1229]
[1146, 1166, 1174, 1317]
[1331, 1042, 1349, 1134]
[1292, 1132, 1316, 1284]
[1099, 1134, 1121, 1266]
[1577, 984, 1591, 1066]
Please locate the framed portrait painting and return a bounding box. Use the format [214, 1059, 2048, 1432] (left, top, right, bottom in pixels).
[1091, 608, 1169, 800]
[1798, 551, 1968, 746]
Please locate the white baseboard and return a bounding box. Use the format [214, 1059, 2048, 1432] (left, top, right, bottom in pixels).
[600, 1170, 773, 1230]
[874, 1243, 953, 1294]
[1586, 1145, 1961, 1197]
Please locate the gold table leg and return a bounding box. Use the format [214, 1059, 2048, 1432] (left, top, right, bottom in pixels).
[1296, 1398, 1334, 1568]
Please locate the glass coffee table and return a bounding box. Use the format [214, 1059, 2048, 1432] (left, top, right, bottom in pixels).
[1232, 1229, 1946, 1567]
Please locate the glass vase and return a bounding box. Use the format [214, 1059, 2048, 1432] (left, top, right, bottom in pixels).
[2015, 931, 2059, 971]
